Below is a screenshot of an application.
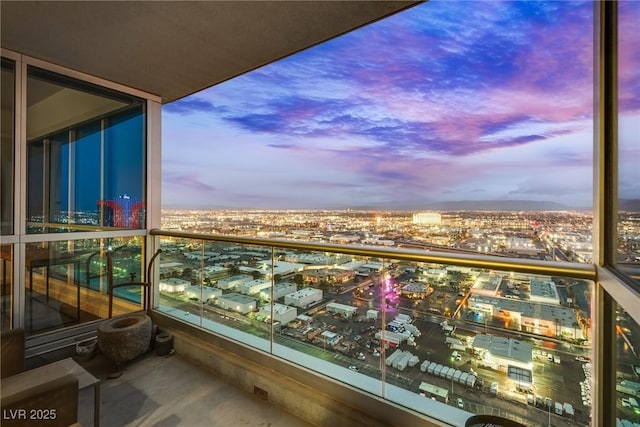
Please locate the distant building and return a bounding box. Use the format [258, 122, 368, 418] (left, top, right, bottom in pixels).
[400, 282, 430, 299]
[468, 294, 584, 339]
[529, 278, 560, 305]
[505, 237, 540, 256]
[420, 268, 447, 282]
[301, 268, 354, 285]
[159, 262, 185, 277]
[412, 212, 442, 225]
[216, 293, 257, 314]
[284, 288, 323, 308]
[275, 282, 297, 300]
[470, 273, 503, 297]
[196, 265, 229, 281]
[184, 285, 222, 302]
[216, 274, 253, 290]
[159, 278, 190, 294]
[97, 194, 144, 228]
[472, 334, 533, 373]
[258, 282, 297, 302]
[329, 234, 360, 244]
[255, 260, 305, 278]
[284, 252, 337, 265]
[259, 303, 297, 325]
[238, 279, 271, 295]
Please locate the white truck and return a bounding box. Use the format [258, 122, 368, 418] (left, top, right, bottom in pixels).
[441, 321, 455, 333]
[563, 402, 575, 417]
[490, 382, 499, 395]
[554, 402, 563, 415]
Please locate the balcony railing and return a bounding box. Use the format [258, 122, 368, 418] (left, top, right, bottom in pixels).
[150, 229, 596, 427]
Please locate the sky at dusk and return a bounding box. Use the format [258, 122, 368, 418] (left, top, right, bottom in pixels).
[162, 0, 639, 210]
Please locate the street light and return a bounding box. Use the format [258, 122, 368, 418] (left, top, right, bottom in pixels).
[547, 386, 555, 427]
[451, 371, 454, 395]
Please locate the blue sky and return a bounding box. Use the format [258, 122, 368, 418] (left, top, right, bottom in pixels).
[162, 0, 639, 210]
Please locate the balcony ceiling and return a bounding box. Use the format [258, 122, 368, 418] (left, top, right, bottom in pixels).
[1, 1, 419, 103]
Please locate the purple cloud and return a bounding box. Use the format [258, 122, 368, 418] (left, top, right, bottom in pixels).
[163, 97, 223, 115]
[161, 0, 635, 210]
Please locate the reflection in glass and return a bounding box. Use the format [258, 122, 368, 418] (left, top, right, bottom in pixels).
[617, 1, 640, 285]
[616, 305, 640, 424]
[1, 244, 12, 331]
[1, 58, 15, 235]
[25, 237, 144, 335]
[26, 66, 145, 233]
[156, 234, 594, 426]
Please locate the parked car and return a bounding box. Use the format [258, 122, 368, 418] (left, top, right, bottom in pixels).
[348, 365, 359, 372]
[457, 398, 464, 409]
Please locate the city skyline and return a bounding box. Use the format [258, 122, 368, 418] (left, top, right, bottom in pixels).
[162, 1, 639, 210]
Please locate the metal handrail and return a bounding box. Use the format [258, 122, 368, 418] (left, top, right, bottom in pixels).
[105, 248, 162, 318]
[150, 229, 596, 280]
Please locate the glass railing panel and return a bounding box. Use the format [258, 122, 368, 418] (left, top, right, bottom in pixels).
[156, 236, 271, 352]
[1, 244, 13, 331]
[271, 250, 386, 396]
[25, 236, 144, 335]
[152, 231, 594, 426]
[616, 306, 640, 425]
[1, 57, 15, 236]
[378, 260, 593, 426]
[617, 0, 640, 287]
[156, 236, 205, 328]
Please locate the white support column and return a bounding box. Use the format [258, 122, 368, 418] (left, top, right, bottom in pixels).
[146, 99, 162, 309]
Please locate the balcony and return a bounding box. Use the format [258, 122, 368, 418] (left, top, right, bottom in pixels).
[146, 229, 597, 427]
[7, 229, 604, 427]
[2, 2, 639, 426]
[72, 349, 312, 427]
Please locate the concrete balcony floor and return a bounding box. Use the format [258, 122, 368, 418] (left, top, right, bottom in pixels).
[76, 351, 314, 427]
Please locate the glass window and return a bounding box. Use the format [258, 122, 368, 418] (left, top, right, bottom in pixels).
[26, 66, 146, 233]
[25, 236, 145, 335]
[0, 244, 12, 331]
[616, 305, 640, 424]
[1, 58, 15, 235]
[617, 1, 640, 286]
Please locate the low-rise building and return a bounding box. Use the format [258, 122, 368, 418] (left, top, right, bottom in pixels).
[184, 285, 222, 302]
[216, 274, 253, 290]
[467, 294, 584, 339]
[259, 303, 297, 325]
[472, 334, 533, 373]
[400, 282, 430, 299]
[239, 279, 272, 295]
[259, 282, 297, 302]
[159, 277, 190, 294]
[195, 265, 229, 281]
[470, 273, 503, 297]
[284, 288, 323, 308]
[529, 278, 560, 305]
[216, 293, 257, 314]
[301, 268, 355, 285]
